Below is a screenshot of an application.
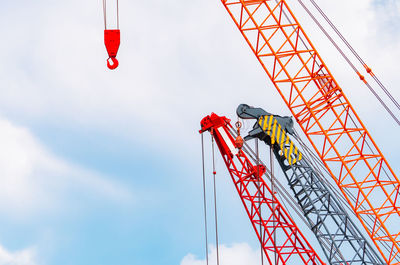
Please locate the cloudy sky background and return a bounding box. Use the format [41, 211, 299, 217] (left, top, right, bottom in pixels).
[0, 0, 399, 264]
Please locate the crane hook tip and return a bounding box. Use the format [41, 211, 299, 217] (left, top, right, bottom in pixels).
[107, 57, 119, 70]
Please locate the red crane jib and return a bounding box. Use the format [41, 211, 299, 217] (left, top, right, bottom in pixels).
[200, 113, 325, 265]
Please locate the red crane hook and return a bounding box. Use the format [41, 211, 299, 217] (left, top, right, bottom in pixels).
[104, 29, 120, 70]
[107, 57, 119, 70]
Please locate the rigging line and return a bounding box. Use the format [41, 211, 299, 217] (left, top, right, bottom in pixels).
[308, 0, 400, 112]
[274, 187, 341, 264]
[228, 127, 333, 260]
[228, 128, 314, 233]
[270, 145, 277, 265]
[283, 0, 394, 180]
[293, 129, 395, 253]
[241, 134, 342, 263]
[297, 0, 400, 126]
[255, 140, 264, 265]
[279, 0, 393, 179]
[211, 135, 220, 265]
[229, 128, 303, 213]
[103, 0, 107, 29]
[201, 134, 209, 265]
[233, 129, 387, 262]
[232, 127, 377, 262]
[288, 0, 396, 179]
[227, 126, 351, 262]
[365, 82, 400, 126]
[116, 0, 119, 29]
[272, 0, 387, 154]
[274, 0, 323, 70]
[293, 129, 371, 211]
[276, 0, 393, 178]
[292, 131, 382, 241]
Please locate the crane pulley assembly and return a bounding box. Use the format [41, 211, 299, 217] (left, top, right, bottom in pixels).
[102, 0, 120, 70]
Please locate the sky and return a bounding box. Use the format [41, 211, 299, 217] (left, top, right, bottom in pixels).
[0, 0, 399, 264]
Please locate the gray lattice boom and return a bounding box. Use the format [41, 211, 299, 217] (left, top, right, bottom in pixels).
[237, 104, 384, 265]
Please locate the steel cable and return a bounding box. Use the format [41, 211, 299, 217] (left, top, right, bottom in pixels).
[211, 136, 220, 265]
[229, 126, 388, 263]
[308, 0, 400, 112]
[116, 0, 119, 29]
[201, 134, 209, 265]
[273, 0, 393, 180]
[102, 0, 107, 29]
[255, 140, 264, 265]
[292, 129, 395, 255]
[228, 127, 339, 249]
[297, 0, 400, 126]
[102, 0, 119, 29]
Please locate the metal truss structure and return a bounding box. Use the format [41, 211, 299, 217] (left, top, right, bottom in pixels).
[220, 0, 400, 263]
[200, 113, 324, 265]
[237, 104, 384, 265]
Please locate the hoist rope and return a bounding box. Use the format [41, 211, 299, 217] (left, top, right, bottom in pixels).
[307, 0, 400, 112]
[102, 0, 120, 29]
[275, 0, 393, 182]
[102, 0, 107, 30]
[240, 137, 343, 263]
[297, 0, 400, 126]
[255, 140, 264, 265]
[269, 146, 277, 265]
[302, 0, 400, 190]
[229, 130, 308, 224]
[201, 134, 209, 265]
[116, 0, 119, 29]
[286, 0, 395, 198]
[211, 135, 220, 265]
[292, 129, 394, 254]
[229, 127, 366, 263]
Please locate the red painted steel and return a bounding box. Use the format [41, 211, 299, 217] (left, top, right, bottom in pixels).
[104, 29, 120, 70]
[200, 113, 325, 265]
[220, 0, 400, 263]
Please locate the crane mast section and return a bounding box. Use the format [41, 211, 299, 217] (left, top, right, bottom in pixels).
[200, 113, 324, 265]
[221, 0, 400, 263]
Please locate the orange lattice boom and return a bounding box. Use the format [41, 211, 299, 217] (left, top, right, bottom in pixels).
[220, 0, 400, 263]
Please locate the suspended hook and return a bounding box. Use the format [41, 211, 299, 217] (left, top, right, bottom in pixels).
[234, 120, 244, 149]
[235, 121, 242, 130]
[107, 57, 119, 70]
[104, 29, 120, 70]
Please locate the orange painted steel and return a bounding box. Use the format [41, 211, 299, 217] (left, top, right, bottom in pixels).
[220, 0, 400, 263]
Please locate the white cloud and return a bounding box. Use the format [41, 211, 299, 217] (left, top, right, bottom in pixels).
[181, 243, 261, 265]
[0, 244, 37, 265]
[0, 116, 133, 217]
[0, 0, 398, 160]
[0, 0, 399, 209]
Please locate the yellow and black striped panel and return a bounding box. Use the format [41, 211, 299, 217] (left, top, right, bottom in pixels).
[258, 115, 302, 165]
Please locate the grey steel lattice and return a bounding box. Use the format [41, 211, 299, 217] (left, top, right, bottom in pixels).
[237, 104, 384, 265]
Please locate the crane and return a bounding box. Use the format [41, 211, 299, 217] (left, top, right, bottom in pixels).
[236, 103, 384, 265]
[219, 0, 400, 263]
[200, 113, 325, 265]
